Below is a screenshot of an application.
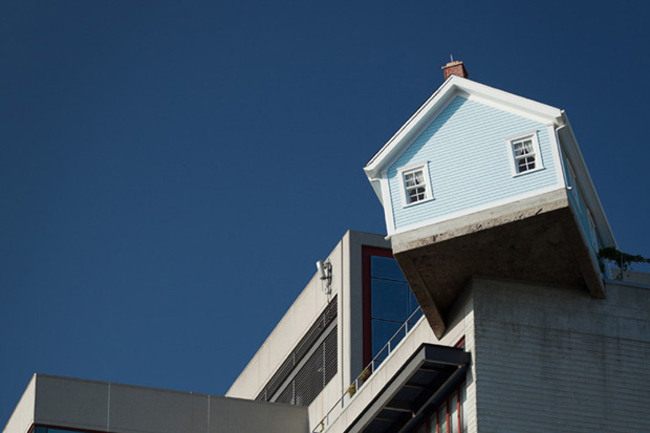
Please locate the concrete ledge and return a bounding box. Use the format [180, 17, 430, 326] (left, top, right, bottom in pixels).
[392, 188, 569, 253]
[391, 189, 606, 339]
[4, 374, 309, 433]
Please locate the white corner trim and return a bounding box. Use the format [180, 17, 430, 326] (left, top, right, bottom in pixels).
[397, 161, 434, 208]
[506, 131, 545, 177]
[369, 178, 384, 205]
[557, 113, 617, 248]
[380, 174, 396, 235]
[549, 125, 567, 188]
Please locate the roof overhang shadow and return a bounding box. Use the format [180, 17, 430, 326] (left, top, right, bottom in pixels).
[346, 344, 470, 433]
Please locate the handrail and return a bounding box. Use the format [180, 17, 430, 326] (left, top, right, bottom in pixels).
[312, 306, 423, 433]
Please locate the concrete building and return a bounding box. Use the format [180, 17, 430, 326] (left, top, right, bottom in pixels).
[4, 63, 650, 433]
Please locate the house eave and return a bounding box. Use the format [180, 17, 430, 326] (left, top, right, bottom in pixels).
[364, 75, 564, 180]
[556, 112, 617, 249]
[367, 176, 383, 204]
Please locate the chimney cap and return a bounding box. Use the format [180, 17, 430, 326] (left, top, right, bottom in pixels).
[442, 60, 468, 80]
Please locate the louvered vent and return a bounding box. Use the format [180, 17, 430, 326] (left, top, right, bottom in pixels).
[274, 327, 338, 406]
[256, 298, 338, 405]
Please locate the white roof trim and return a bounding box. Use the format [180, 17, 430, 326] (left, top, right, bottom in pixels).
[363, 75, 615, 251]
[556, 113, 617, 248]
[364, 75, 564, 179]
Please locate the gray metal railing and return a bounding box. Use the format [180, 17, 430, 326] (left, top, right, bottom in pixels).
[312, 306, 423, 433]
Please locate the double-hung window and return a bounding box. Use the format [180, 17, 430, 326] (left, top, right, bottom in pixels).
[398, 163, 433, 206]
[508, 132, 543, 176]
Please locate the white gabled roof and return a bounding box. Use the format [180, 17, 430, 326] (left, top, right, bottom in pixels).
[363, 73, 616, 249]
[363, 75, 564, 180]
[557, 112, 617, 248]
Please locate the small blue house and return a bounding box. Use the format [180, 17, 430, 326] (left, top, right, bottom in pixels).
[365, 62, 616, 338]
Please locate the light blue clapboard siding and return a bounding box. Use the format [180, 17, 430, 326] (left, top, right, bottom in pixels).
[388, 96, 560, 231]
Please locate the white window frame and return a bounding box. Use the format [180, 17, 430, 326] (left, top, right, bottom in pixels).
[507, 131, 544, 177]
[397, 162, 434, 207]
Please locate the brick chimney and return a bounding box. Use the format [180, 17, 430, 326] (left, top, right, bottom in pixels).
[442, 60, 468, 80]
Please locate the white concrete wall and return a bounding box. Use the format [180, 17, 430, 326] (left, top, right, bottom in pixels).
[320, 284, 477, 433]
[2, 376, 35, 433]
[224, 230, 488, 433]
[226, 230, 393, 431]
[226, 231, 348, 432]
[4, 374, 309, 433]
[226, 241, 342, 400]
[471, 277, 650, 432]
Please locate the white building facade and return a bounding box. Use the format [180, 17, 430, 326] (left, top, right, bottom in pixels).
[5, 231, 649, 432]
[4, 63, 650, 433]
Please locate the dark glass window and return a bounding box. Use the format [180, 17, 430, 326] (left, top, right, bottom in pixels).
[363, 248, 422, 366]
[34, 428, 96, 433]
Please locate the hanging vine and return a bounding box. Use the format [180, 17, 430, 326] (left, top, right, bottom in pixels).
[598, 247, 650, 280]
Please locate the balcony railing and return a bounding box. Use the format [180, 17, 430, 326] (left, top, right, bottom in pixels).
[313, 306, 423, 433]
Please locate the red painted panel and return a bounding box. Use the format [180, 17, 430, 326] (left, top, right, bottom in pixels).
[361, 246, 393, 366]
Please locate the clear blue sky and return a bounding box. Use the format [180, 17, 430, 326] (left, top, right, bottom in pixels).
[2, 0, 649, 425]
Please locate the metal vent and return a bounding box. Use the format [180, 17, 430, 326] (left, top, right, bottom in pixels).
[323, 329, 337, 385]
[256, 297, 338, 402]
[276, 326, 338, 406]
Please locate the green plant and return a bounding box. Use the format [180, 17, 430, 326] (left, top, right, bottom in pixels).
[598, 247, 650, 280]
[348, 367, 373, 397]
